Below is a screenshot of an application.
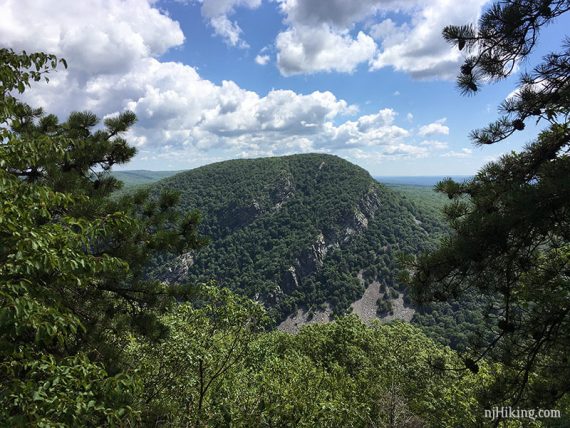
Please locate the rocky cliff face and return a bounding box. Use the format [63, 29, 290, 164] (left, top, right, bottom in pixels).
[270, 175, 295, 209]
[281, 186, 383, 294]
[346, 185, 382, 236]
[163, 253, 194, 284]
[282, 233, 327, 293]
[145, 153, 443, 320]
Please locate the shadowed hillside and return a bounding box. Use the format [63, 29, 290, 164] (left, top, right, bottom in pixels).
[145, 154, 449, 322]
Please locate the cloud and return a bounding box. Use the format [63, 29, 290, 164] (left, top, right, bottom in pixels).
[275, 0, 383, 75]
[199, 0, 261, 47]
[276, 26, 376, 75]
[208, 15, 245, 47]
[255, 54, 270, 65]
[346, 144, 428, 161]
[321, 108, 409, 149]
[418, 118, 449, 136]
[420, 140, 448, 150]
[369, 1, 488, 79]
[442, 148, 473, 158]
[1, 0, 433, 166]
[278, 0, 413, 29]
[275, 0, 488, 78]
[107, 61, 358, 154]
[0, 0, 184, 75]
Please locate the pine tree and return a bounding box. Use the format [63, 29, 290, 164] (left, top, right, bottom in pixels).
[0, 48, 205, 425]
[404, 0, 570, 410]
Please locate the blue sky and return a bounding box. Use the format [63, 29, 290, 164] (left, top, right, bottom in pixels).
[1, 0, 568, 175]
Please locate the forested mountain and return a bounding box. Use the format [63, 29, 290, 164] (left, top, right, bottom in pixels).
[3, 0, 569, 423]
[111, 170, 180, 188]
[144, 154, 448, 323]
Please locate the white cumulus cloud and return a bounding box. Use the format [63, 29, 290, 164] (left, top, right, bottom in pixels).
[0, 0, 184, 75]
[276, 26, 376, 75]
[198, 0, 261, 47]
[418, 118, 450, 137]
[275, 0, 488, 79]
[369, 0, 488, 79]
[321, 108, 409, 149]
[1, 0, 438, 166]
[255, 54, 270, 65]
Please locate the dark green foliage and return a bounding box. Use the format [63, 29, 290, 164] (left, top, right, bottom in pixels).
[0, 173, 140, 425]
[412, 291, 497, 352]
[8, 105, 137, 195]
[406, 0, 570, 409]
[377, 298, 393, 316]
[443, 0, 570, 95]
[145, 154, 447, 321]
[0, 48, 204, 425]
[129, 298, 493, 427]
[1, 48, 136, 425]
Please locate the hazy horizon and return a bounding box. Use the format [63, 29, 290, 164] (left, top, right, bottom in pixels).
[3, 0, 567, 175]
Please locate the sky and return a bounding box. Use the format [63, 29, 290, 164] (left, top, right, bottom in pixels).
[1, 0, 568, 175]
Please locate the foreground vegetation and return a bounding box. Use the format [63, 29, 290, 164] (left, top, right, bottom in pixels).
[0, 48, 532, 428]
[127, 293, 493, 427]
[1, 1, 569, 426]
[405, 0, 570, 414]
[0, 48, 490, 427]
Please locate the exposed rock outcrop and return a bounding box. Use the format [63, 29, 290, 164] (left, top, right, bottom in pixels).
[277, 303, 333, 334]
[280, 187, 383, 293]
[282, 266, 300, 294]
[270, 174, 295, 209]
[296, 233, 327, 276]
[163, 253, 194, 284]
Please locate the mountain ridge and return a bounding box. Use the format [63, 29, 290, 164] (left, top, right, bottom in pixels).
[111, 167, 471, 188]
[144, 153, 447, 322]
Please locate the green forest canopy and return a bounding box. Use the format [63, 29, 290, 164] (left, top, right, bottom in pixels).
[2, 0, 570, 424]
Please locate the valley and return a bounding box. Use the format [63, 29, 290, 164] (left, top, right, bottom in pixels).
[114, 154, 487, 349]
[142, 154, 445, 317]
[4, 1, 568, 424]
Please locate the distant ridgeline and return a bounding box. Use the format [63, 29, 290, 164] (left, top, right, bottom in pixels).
[134, 154, 489, 350]
[111, 170, 180, 187]
[375, 175, 473, 186]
